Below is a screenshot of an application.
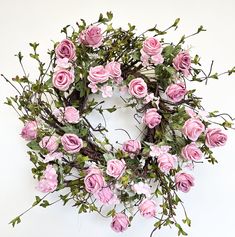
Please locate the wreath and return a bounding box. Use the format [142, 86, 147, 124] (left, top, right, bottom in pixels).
[2, 12, 235, 236]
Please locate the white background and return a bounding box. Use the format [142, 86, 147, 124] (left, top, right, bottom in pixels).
[0, 0, 235, 236]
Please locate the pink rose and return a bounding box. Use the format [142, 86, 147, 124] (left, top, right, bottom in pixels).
[88, 83, 98, 93]
[52, 69, 74, 91]
[95, 186, 118, 204]
[165, 82, 187, 103]
[64, 106, 80, 123]
[55, 39, 76, 61]
[141, 37, 162, 56]
[142, 108, 162, 128]
[79, 26, 103, 48]
[88, 65, 109, 84]
[138, 199, 157, 218]
[106, 159, 126, 179]
[182, 118, 205, 141]
[84, 168, 105, 193]
[175, 172, 194, 193]
[181, 143, 203, 161]
[37, 165, 58, 193]
[21, 120, 37, 141]
[205, 128, 227, 148]
[128, 78, 148, 98]
[39, 135, 59, 153]
[111, 213, 129, 233]
[150, 145, 171, 157]
[122, 139, 141, 154]
[105, 61, 122, 83]
[100, 85, 113, 98]
[173, 51, 191, 76]
[61, 133, 83, 154]
[157, 153, 176, 173]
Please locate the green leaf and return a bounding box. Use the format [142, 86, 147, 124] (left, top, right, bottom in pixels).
[27, 140, 41, 151]
[9, 216, 21, 227]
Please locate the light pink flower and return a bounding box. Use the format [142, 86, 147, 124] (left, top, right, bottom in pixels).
[111, 213, 129, 233]
[138, 199, 157, 218]
[173, 51, 191, 76]
[55, 58, 71, 69]
[95, 186, 118, 204]
[100, 85, 113, 98]
[128, 78, 148, 98]
[21, 121, 37, 141]
[150, 145, 171, 157]
[185, 107, 197, 118]
[182, 118, 205, 141]
[88, 83, 98, 93]
[39, 135, 59, 153]
[61, 133, 83, 154]
[122, 139, 141, 154]
[166, 82, 187, 103]
[143, 93, 155, 104]
[181, 143, 203, 161]
[106, 159, 126, 179]
[142, 108, 161, 128]
[151, 53, 164, 65]
[64, 106, 80, 123]
[175, 172, 194, 193]
[44, 152, 63, 163]
[84, 168, 105, 193]
[132, 182, 151, 197]
[141, 37, 162, 56]
[55, 39, 76, 61]
[119, 85, 128, 95]
[105, 61, 122, 83]
[52, 69, 74, 91]
[88, 65, 109, 84]
[205, 128, 227, 148]
[52, 107, 64, 122]
[79, 26, 103, 48]
[157, 153, 176, 173]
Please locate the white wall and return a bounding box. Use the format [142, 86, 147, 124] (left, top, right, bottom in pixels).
[0, 0, 235, 236]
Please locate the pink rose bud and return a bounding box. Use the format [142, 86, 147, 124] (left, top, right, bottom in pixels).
[37, 165, 58, 193]
[205, 128, 227, 148]
[105, 61, 122, 83]
[52, 69, 74, 91]
[165, 82, 187, 103]
[142, 108, 162, 128]
[183, 118, 205, 141]
[39, 135, 59, 153]
[122, 139, 141, 154]
[95, 186, 118, 204]
[88, 65, 109, 84]
[138, 199, 157, 218]
[64, 106, 80, 124]
[55, 39, 76, 61]
[181, 142, 203, 161]
[79, 26, 103, 48]
[173, 51, 191, 76]
[175, 172, 194, 193]
[111, 213, 129, 233]
[128, 78, 148, 98]
[61, 133, 83, 154]
[106, 159, 126, 179]
[21, 120, 37, 141]
[157, 153, 176, 173]
[84, 168, 105, 193]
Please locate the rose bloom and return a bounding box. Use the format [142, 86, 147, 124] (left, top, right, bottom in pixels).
[106, 159, 126, 179]
[181, 143, 203, 161]
[21, 120, 37, 141]
[165, 82, 187, 103]
[182, 118, 205, 141]
[61, 133, 83, 154]
[142, 108, 162, 128]
[84, 168, 105, 193]
[205, 128, 227, 148]
[88, 65, 109, 84]
[157, 153, 176, 173]
[39, 135, 59, 153]
[95, 186, 118, 204]
[64, 106, 80, 123]
[141, 37, 162, 56]
[105, 61, 122, 82]
[111, 213, 129, 233]
[122, 139, 141, 154]
[173, 51, 191, 76]
[79, 26, 103, 48]
[175, 172, 194, 193]
[128, 78, 148, 98]
[138, 199, 157, 218]
[52, 69, 74, 91]
[55, 39, 76, 61]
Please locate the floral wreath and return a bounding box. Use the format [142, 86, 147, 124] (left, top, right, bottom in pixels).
[2, 12, 235, 236]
